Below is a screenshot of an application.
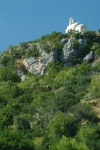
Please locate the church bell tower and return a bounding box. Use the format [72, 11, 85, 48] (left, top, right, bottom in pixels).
[69, 17, 74, 25]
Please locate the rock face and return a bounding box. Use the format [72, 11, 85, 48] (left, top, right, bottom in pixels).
[60, 38, 68, 43]
[8, 49, 13, 53]
[83, 51, 94, 62]
[61, 36, 75, 66]
[61, 36, 88, 66]
[23, 49, 57, 75]
[21, 75, 28, 81]
[79, 38, 87, 49]
[23, 37, 88, 74]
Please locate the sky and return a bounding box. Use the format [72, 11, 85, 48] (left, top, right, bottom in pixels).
[0, 0, 100, 52]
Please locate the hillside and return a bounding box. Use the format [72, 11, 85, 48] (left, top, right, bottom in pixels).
[0, 30, 100, 150]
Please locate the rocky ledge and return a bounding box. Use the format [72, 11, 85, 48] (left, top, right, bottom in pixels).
[23, 49, 57, 75]
[23, 36, 94, 75]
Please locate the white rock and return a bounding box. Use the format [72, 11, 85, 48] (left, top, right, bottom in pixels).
[21, 75, 28, 81]
[23, 49, 57, 75]
[83, 51, 94, 62]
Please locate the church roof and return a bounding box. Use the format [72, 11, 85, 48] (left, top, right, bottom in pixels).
[65, 18, 87, 33]
[68, 22, 80, 27]
[77, 24, 84, 27]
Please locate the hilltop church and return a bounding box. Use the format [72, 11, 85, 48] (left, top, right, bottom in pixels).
[65, 17, 87, 34]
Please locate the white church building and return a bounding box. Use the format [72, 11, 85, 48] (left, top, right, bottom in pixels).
[65, 17, 87, 34]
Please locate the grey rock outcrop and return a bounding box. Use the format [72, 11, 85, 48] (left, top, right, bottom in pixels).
[21, 75, 28, 81]
[61, 36, 75, 66]
[17, 70, 23, 76]
[61, 36, 88, 66]
[60, 38, 68, 43]
[23, 49, 57, 75]
[8, 49, 13, 53]
[79, 38, 87, 49]
[83, 51, 94, 62]
[23, 36, 88, 74]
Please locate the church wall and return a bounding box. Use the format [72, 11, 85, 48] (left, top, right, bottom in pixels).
[75, 26, 81, 32]
[81, 26, 87, 34]
[75, 25, 87, 34]
[65, 22, 80, 33]
[65, 18, 87, 34]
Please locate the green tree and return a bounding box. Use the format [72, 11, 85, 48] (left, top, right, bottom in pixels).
[72, 39, 80, 49]
[0, 129, 34, 150]
[77, 125, 100, 150]
[51, 136, 89, 150]
[0, 67, 21, 82]
[0, 55, 14, 66]
[13, 115, 31, 130]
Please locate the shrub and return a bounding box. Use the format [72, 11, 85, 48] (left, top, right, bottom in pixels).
[25, 48, 40, 58]
[72, 39, 80, 49]
[0, 67, 21, 82]
[42, 44, 53, 53]
[74, 32, 83, 39]
[20, 42, 29, 49]
[0, 55, 13, 66]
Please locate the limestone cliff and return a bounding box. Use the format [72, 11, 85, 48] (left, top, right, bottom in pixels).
[23, 36, 92, 74]
[61, 36, 89, 66]
[23, 49, 57, 75]
[1, 31, 96, 76]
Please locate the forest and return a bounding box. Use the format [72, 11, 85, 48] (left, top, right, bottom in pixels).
[0, 30, 100, 150]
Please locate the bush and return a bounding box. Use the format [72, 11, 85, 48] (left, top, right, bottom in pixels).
[20, 42, 29, 49]
[72, 39, 80, 49]
[0, 55, 13, 66]
[24, 45, 40, 58]
[13, 49, 25, 59]
[42, 44, 53, 53]
[0, 67, 21, 82]
[70, 103, 98, 123]
[77, 125, 100, 150]
[74, 32, 83, 39]
[83, 31, 97, 42]
[14, 115, 31, 130]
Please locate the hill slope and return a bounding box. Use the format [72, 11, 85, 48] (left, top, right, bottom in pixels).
[0, 30, 100, 150]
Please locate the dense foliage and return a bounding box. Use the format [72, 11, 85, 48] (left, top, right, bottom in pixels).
[0, 30, 100, 149]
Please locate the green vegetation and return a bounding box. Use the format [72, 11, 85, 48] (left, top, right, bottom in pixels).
[72, 39, 80, 49]
[0, 30, 100, 149]
[25, 45, 40, 58]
